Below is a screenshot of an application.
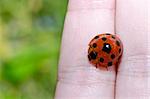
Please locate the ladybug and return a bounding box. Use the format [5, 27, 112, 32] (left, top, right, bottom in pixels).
[88, 33, 123, 70]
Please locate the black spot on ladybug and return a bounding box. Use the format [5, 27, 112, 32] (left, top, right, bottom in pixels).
[119, 48, 121, 53]
[102, 37, 107, 41]
[108, 62, 112, 66]
[102, 43, 112, 54]
[116, 40, 120, 46]
[99, 57, 104, 63]
[112, 36, 115, 39]
[111, 54, 115, 59]
[89, 51, 97, 60]
[88, 55, 91, 61]
[93, 43, 97, 48]
[94, 36, 99, 39]
[105, 33, 111, 35]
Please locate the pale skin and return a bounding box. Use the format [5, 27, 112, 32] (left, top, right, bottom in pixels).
[55, 0, 150, 99]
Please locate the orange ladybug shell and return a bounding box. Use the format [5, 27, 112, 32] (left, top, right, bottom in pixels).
[88, 33, 123, 70]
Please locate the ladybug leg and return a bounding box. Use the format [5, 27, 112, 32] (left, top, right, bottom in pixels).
[95, 63, 98, 68]
[106, 67, 108, 71]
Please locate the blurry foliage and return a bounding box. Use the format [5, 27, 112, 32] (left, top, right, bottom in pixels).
[0, 0, 68, 99]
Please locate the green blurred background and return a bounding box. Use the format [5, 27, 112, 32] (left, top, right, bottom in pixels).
[0, 0, 68, 99]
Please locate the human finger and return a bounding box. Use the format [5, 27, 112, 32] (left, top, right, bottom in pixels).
[55, 0, 116, 99]
[116, 0, 149, 98]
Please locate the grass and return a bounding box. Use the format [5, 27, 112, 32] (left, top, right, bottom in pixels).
[0, 0, 68, 99]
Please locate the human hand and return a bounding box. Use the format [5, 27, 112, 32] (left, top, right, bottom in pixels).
[55, 0, 149, 99]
